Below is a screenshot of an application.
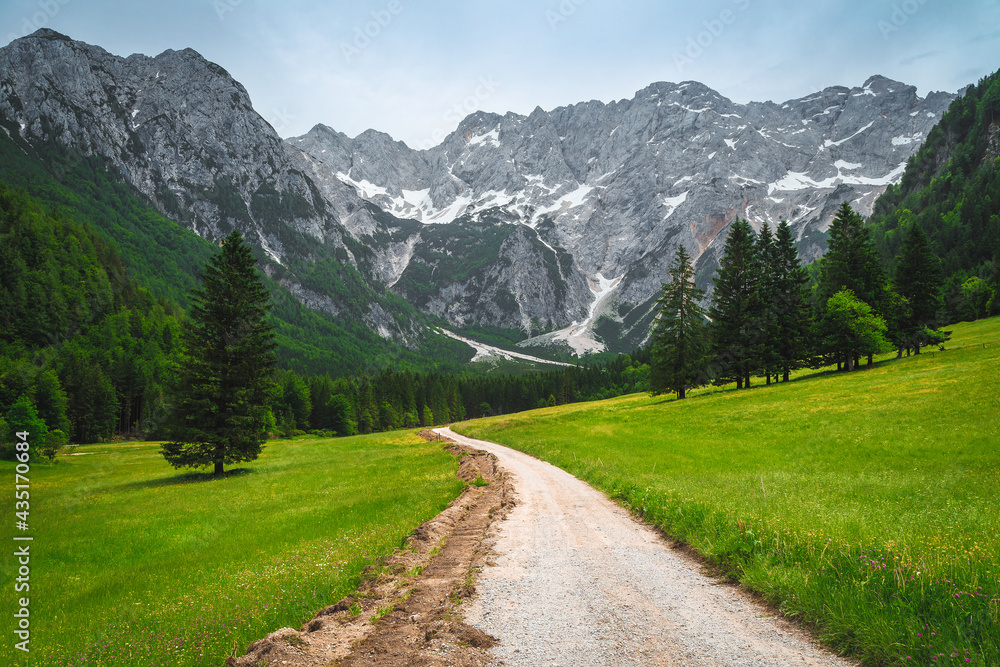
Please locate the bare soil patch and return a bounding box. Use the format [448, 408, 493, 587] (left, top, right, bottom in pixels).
[226, 430, 514, 667]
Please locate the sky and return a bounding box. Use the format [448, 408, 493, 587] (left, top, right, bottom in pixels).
[2, 0, 998, 148]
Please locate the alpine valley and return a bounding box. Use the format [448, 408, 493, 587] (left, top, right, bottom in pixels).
[0, 29, 957, 363]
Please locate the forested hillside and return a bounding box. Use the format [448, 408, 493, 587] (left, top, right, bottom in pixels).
[869, 69, 1000, 321]
[0, 179, 651, 446]
[0, 182, 181, 445]
[0, 130, 472, 375]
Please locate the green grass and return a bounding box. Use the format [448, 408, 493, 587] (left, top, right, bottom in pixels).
[0, 432, 464, 666]
[454, 317, 1000, 665]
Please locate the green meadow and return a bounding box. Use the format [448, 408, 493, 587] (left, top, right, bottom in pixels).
[0, 433, 464, 666]
[455, 317, 1000, 665]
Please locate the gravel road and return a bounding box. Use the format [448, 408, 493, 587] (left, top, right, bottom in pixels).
[438, 428, 857, 667]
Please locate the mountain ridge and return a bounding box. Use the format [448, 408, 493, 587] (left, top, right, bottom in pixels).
[290, 72, 955, 351]
[0, 29, 958, 357]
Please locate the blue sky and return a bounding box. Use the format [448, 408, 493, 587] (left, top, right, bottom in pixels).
[2, 0, 997, 147]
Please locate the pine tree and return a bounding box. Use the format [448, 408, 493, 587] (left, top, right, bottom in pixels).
[649, 246, 708, 399]
[755, 225, 781, 385]
[709, 219, 759, 389]
[770, 222, 812, 381]
[818, 202, 889, 365]
[163, 231, 277, 476]
[893, 221, 944, 353]
[819, 203, 888, 307]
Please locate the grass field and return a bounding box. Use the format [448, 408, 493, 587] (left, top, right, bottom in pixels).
[454, 317, 1000, 665]
[0, 432, 464, 666]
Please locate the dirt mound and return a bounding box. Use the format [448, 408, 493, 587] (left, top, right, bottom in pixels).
[226, 431, 514, 667]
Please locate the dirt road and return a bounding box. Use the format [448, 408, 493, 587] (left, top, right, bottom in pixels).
[438, 428, 857, 667]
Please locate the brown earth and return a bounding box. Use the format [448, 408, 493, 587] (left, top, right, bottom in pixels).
[225, 430, 514, 667]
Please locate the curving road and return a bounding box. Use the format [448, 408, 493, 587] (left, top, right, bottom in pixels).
[437, 427, 856, 667]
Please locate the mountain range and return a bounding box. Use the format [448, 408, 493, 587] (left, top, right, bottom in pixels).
[0, 29, 957, 359]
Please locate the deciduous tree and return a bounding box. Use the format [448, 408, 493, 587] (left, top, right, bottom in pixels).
[821, 289, 890, 371]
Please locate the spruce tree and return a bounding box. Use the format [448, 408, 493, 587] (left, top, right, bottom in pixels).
[771, 221, 812, 381]
[819, 202, 888, 308]
[893, 221, 944, 353]
[818, 202, 889, 365]
[163, 231, 277, 476]
[709, 219, 759, 389]
[649, 246, 708, 399]
[755, 225, 780, 385]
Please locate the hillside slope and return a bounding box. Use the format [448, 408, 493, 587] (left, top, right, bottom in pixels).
[868, 69, 1000, 320]
[0, 28, 437, 356]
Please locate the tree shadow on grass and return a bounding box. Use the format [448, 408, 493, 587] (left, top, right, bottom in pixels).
[112, 467, 253, 493]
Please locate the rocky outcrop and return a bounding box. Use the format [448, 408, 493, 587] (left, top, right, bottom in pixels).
[294, 76, 955, 351]
[0, 30, 958, 355]
[0, 29, 416, 344]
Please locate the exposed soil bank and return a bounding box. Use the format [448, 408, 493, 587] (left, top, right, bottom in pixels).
[226, 430, 513, 666]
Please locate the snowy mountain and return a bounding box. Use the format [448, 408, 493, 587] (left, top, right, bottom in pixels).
[0, 30, 957, 357]
[290, 77, 954, 352]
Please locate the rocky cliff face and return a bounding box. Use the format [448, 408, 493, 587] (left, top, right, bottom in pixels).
[0, 30, 957, 356]
[293, 77, 954, 352]
[0, 29, 420, 343]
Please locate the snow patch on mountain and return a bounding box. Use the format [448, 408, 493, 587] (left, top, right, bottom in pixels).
[468, 128, 500, 147]
[532, 184, 594, 222]
[438, 329, 573, 367]
[337, 172, 390, 199]
[520, 273, 623, 355]
[662, 191, 689, 218]
[823, 121, 875, 148]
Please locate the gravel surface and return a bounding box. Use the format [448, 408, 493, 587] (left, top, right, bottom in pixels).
[439, 428, 858, 667]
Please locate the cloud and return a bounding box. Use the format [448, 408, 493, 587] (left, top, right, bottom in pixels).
[897, 50, 943, 67]
[969, 28, 1000, 44]
[1, 0, 993, 146]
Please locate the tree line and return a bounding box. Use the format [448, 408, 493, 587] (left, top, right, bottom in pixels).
[0, 186, 973, 461]
[0, 183, 651, 458]
[296, 352, 651, 438]
[649, 203, 949, 399]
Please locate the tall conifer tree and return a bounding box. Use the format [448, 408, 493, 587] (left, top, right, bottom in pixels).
[893, 221, 943, 353]
[755, 224, 780, 384]
[163, 231, 277, 476]
[709, 219, 760, 389]
[818, 202, 889, 365]
[650, 246, 708, 399]
[771, 221, 812, 381]
[818, 202, 888, 310]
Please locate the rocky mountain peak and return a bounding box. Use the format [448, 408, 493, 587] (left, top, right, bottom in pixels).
[0, 30, 962, 357]
[292, 74, 956, 353]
